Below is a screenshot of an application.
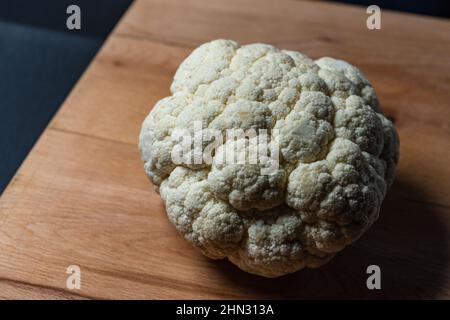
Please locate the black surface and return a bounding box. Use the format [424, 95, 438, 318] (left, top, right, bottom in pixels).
[0, 1, 132, 194]
[0, 0, 133, 38]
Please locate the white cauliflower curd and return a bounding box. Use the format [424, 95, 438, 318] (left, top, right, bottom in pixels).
[139, 39, 399, 277]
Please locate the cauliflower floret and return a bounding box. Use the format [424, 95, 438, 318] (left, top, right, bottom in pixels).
[139, 39, 399, 278]
[208, 138, 287, 211]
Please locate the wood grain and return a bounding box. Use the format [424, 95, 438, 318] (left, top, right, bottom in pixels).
[1, 0, 449, 299]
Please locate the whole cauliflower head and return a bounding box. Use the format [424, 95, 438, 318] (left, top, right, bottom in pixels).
[139, 39, 399, 278]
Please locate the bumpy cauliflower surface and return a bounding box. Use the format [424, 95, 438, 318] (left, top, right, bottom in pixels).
[139, 39, 399, 278]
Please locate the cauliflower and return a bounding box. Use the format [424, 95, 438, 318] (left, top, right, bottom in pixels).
[139, 39, 399, 278]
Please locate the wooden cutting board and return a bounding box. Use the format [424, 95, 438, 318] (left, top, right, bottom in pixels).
[1, 0, 449, 299]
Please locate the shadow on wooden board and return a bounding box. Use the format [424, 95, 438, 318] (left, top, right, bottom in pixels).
[211, 176, 448, 299]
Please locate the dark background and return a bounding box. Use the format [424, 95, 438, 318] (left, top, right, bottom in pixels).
[0, 0, 449, 194]
[337, 0, 450, 18]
